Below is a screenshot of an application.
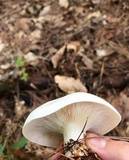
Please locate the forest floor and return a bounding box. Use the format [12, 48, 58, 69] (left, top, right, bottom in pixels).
[0, 0, 129, 159]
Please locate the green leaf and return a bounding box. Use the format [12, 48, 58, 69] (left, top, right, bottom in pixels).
[21, 72, 28, 81]
[11, 137, 27, 149]
[0, 139, 7, 155]
[16, 57, 24, 68]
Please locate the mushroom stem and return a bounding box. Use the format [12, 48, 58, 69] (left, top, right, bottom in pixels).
[63, 122, 84, 156]
[64, 123, 84, 143]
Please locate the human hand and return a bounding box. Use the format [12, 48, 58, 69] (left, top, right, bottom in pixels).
[50, 132, 129, 160]
[86, 132, 129, 160]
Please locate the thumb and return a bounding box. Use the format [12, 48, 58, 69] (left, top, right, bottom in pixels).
[86, 133, 129, 160]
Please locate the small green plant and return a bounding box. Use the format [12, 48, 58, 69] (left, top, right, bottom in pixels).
[11, 137, 27, 150]
[21, 72, 28, 81]
[0, 138, 7, 156]
[0, 137, 27, 159]
[16, 56, 25, 68]
[15, 56, 28, 81]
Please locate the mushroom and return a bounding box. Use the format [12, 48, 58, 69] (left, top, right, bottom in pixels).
[22, 92, 121, 157]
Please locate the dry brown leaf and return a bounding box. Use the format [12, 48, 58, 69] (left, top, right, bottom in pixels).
[91, 0, 100, 4]
[87, 11, 101, 20]
[107, 15, 119, 23]
[39, 5, 51, 16]
[51, 45, 66, 68]
[17, 18, 30, 31]
[29, 29, 42, 41]
[24, 52, 40, 66]
[67, 41, 80, 53]
[120, 93, 129, 120]
[12, 148, 37, 160]
[54, 75, 87, 94]
[59, 0, 69, 8]
[24, 52, 38, 62]
[78, 50, 93, 69]
[96, 49, 107, 57]
[0, 42, 5, 52]
[0, 63, 11, 70]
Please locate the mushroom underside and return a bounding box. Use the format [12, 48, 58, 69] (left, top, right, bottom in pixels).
[23, 102, 120, 148]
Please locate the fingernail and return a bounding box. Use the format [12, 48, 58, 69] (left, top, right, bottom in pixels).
[88, 137, 107, 148]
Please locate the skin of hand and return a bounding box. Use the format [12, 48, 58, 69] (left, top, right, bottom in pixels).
[86, 132, 129, 160]
[50, 132, 129, 160]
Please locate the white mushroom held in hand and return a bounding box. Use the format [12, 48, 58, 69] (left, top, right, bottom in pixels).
[22, 92, 121, 158]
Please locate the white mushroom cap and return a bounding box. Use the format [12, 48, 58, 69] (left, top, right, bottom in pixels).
[22, 92, 121, 148]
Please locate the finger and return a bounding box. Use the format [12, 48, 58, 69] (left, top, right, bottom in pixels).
[86, 133, 129, 160]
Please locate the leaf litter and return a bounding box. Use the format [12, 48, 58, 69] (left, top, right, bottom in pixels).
[0, 0, 129, 159]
